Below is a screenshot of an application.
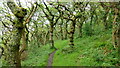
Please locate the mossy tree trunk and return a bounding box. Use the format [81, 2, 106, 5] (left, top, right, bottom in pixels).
[7, 0, 37, 67]
[100, 3, 110, 30]
[19, 28, 27, 58]
[49, 21, 55, 49]
[64, 20, 69, 40]
[38, 2, 61, 49]
[69, 20, 76, 47]
[60, 25, 63, 40]
[44, 30, 50, 45]
[117, 5, 120, 62]
[118, 27, 120, 63]
[78, 17, 84, 38]
[111, 3, 120, 63]
[112, 6, 120, 49]
[7, 1, 27, 67]
[60, 19, 64, 40]
[10, 25, 23, 67]
[78, 22, 83, 38]
[103, 12, 109, 30]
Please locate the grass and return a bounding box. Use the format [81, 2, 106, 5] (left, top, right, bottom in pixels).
[19, 27, 119, 66]
[53, 29, 119, 66]
[21, 42, 55, 66]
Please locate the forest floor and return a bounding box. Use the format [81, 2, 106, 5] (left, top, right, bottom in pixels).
[22, 29, 119, 66]
[52, 30, 118, 66]
[47, 50, 57, 66]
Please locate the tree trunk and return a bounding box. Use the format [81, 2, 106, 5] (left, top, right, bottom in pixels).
[10, 26, 23, 67]
[19, 29, 28, 60]
[103, 14, 108, 30]
[100, 3, 109, 30]
[26, 28, 29, 47]
[50, 22, 56, 49]
[7, 1, 27, 67]
[117, 27, 120, 46]
[7, 0, 36, 67]
[112, 22, 119, 48]
[118, 27, 120, 64]
[44, 31, 49, 45]
[69, 20, 76, 47]
[112, 7, 119, 49]
[78, 22, 83, 38]
[60, 25, 63, 40]
[64, 20, 68, 40]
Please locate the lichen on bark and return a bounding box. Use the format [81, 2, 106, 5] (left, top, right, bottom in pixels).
[7, 1, 27, 67]
[7, 1, 27, 19]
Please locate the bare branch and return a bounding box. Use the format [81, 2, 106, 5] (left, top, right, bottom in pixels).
[43, 1, 53, 16]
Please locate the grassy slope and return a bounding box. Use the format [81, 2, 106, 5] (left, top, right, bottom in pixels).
[53, 30, 118, 66]
[22, 28, 118, 66]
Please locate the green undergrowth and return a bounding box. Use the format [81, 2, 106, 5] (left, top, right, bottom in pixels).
[53, 30, 119, 66]
[22, 42, 55, 66]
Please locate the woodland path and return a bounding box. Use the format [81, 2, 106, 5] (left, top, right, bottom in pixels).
[47, 50, 57, 67]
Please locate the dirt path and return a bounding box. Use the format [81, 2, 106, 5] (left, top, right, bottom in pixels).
[47, 50, 57, 67]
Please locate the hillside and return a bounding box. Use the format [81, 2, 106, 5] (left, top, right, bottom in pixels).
[21, 29, 118, 66]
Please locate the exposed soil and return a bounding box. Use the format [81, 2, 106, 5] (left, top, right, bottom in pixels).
[47, 50, 57, 67]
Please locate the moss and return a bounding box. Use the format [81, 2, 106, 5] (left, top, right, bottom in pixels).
[7, 1, 27, 18]
[13, 18, 23, 28]
[14, 7, 27, 18]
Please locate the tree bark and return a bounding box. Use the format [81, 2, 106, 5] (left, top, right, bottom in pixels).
[112, 7, 119, 49]
[118, 27, 120, 63]
[10, 26, 23, 67]
[6, 1, 27, 67]
[103, 12, 108, 30]
[69, 20, 76, 47]
[60, 25, 63, 40]
[50, 22, 56, 49]
[44, 31, 49, 45]
[60, 19, 64, 40]
[78, 22, 83, 38]
[64, 20, 69, 40]
[100, 3, 109, 30]
[19, 29, 26, 54]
